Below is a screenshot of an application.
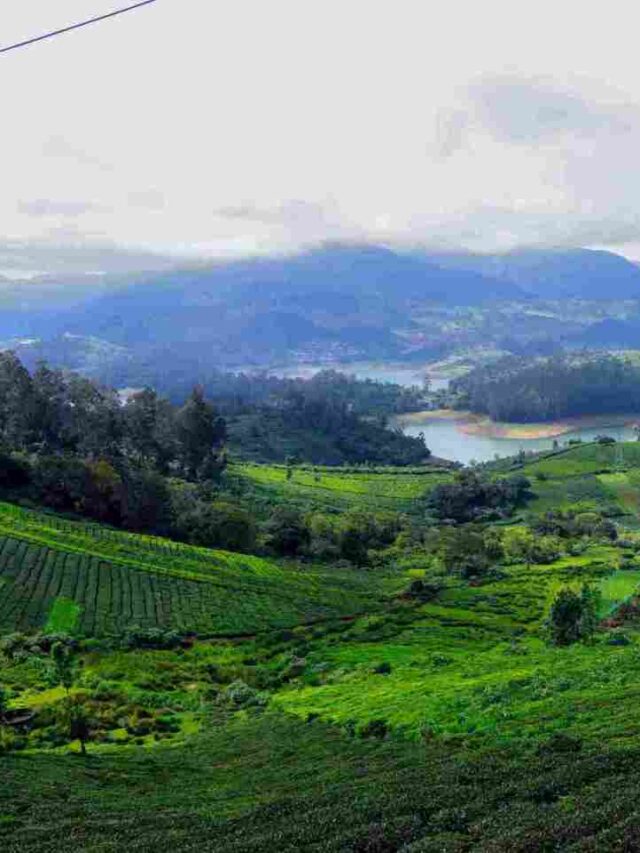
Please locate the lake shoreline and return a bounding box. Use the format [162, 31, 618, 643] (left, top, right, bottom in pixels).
[395, 409, 640, 441]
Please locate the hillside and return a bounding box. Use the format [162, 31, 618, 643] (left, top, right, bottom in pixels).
[0, 244, 520, 370]
[4, 246, 640, 387]
[430, 247, 640, 300]
[5, 444, 640, 848]
[0, 503, 378, 637]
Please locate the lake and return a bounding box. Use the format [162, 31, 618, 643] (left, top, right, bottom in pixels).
[396, 413, 639, 464]
[266, 361, 450, 390]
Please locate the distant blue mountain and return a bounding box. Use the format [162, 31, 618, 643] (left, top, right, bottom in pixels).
[426, 248, 640, 299]
[3, 243, 640, 374]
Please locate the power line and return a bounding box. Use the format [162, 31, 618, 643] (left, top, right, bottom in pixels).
[0, 0, 159, 55]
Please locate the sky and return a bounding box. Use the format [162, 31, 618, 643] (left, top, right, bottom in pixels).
[3, 0, 640, 274]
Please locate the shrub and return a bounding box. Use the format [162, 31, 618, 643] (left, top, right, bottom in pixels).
[220, 680, 268, 709]
[358, 718, 388, 739]
[546, 585, 600, 646]
[122, 627, 183, 650]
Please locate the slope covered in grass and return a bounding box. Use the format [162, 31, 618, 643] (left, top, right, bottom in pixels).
[0, 503, 378, 637]
[6, 444, 640, 851]
[230, 462, 451, 514]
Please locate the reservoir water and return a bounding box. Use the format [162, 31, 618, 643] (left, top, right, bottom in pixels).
[398, 416, 638, 465]
[270, 361, 639, 464]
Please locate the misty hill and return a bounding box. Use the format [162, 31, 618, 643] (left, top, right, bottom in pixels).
[429, 248, 640, 300]
[0, 244, 519, 367]
[3, 244, 640, 375]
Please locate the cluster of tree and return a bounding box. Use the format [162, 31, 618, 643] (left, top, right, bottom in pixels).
[1, 354, 421, 558]
[262, 506, 403, 566]
[0, 352, 236, 541]
[426, 470, 532, 522]
[1, 352, 430, 470]
[152, 368, 428, 417]
[208, 369, 430, 466]
[435, 523, 562, 579]
[0, 352, 226, 480]
[532, 510, 617, 541]
[227, 407, 430, 466]
[449, 353, 640, 423]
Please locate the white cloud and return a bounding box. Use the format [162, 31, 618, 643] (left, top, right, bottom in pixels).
[2, 0, 640, 268]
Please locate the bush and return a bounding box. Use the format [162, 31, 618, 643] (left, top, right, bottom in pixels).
[264, 507, 309, 557]
[358, 718, 388, 739]
[546, 585, 600, 646]
[220, 680, 268, 709]
[0, 450, 31, 488]
[427, 470, 531, 523]
[122, 627, 183, 650]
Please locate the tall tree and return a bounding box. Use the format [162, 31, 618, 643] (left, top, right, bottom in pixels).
[176, 387, 226, 480]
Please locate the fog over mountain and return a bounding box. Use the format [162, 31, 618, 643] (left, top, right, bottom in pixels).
[3, 243, 640, 387]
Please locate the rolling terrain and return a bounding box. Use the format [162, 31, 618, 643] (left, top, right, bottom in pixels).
[4, 444, 640, 848]
[0, 502, 378, 637]
[4, 245, 640, 387]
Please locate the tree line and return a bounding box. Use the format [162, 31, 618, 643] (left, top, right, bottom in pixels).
[0, 352, 430, 554]
[449, 353, 640, 423]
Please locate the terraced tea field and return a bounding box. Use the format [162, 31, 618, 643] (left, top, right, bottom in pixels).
[0, 503, 378, 637]
[231, 462, 451, 514]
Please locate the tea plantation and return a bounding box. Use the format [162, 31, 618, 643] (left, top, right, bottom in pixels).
[5, 444, 640, 850]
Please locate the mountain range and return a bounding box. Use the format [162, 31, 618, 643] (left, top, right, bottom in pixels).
[3, 243, 640, 383]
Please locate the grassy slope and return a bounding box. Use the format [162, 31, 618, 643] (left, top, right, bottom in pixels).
[229, 462, 452, 514]
[0, 503, 379, 636]
[6, 713, 640, 852]
[5, 446, 640, 849]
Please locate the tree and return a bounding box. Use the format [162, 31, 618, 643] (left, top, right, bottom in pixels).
[49, 641, 77, 695]
[547, 585, 599, 646]
[48, 642, 92, 754]
[264, 507, 309, 557]
[67, 698, 91, 756]
[439, 527, 492, 579]
[30, 362, 72, 452]
[0, 351, 34, 448]
[124, 388, 177, 471]
[177, 387, 226, 480]
[427, 470, 531, 523]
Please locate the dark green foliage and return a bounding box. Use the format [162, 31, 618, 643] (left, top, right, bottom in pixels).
[264, 507, 310, 556]
[176, 386, 226, 480]
[533, 509, 618, 541]
[227, 407, 430, 466]
[547, 585, 600, 646]
[122, 627, 184, 650]
[404, 578, 442, 601]
[427, 469, 531, 522]
[172, 499, 257, 552]
[439, 526, 493, 579]
[64, 696, 91, 755]
[452, 352, 640, 422]
[0, 450, 30, 488]
[49, 641, 78, 693]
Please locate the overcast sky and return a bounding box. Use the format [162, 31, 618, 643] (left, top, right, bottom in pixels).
[3, 0, 640, 273]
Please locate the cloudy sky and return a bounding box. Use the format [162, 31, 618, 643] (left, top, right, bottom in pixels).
[3, 0, 640, 273]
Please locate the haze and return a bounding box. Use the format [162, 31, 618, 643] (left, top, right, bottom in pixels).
[3, 0, 640, 273]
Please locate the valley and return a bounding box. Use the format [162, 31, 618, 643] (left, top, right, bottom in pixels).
[4, 439, 640, 849]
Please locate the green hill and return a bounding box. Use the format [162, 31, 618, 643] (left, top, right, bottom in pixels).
[230, 462, 452, 514]
[0, 503, 378, 637]
[7, 447, 640, 850]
